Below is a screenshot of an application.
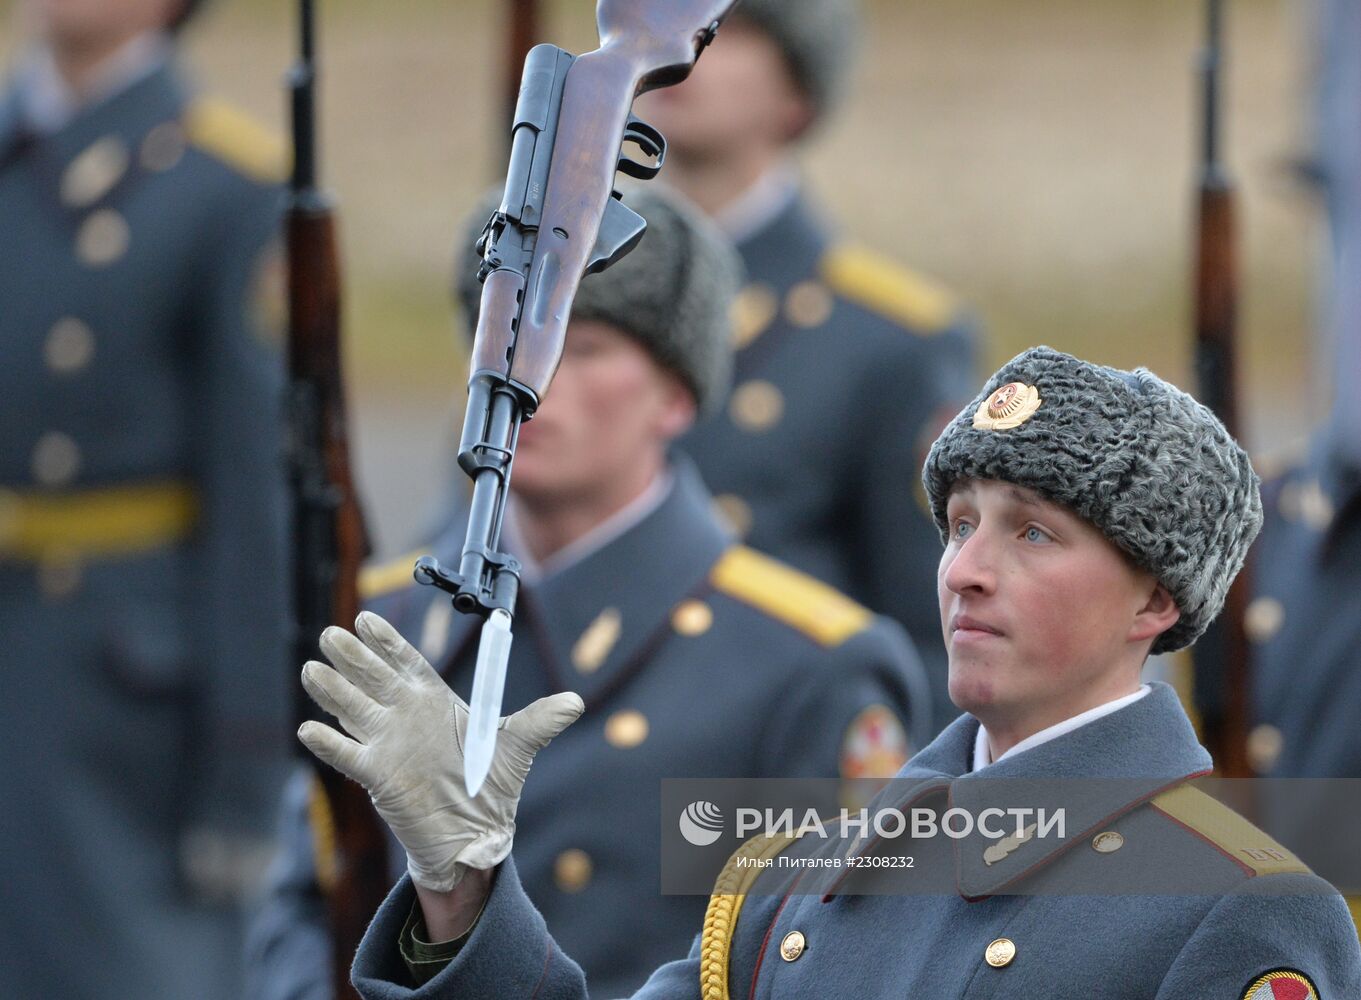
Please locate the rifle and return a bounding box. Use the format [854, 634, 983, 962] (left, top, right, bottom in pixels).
[285, 2, 391, 995]
[1190, 0, 1253, 778]
[414, 0, 740, 795]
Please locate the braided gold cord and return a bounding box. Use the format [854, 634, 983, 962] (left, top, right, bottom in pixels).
[700, 831, 802, 1000]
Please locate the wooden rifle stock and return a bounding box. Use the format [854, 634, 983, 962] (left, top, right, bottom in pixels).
[1191, 0, 1253, 778]
[285, 3, 391, 995]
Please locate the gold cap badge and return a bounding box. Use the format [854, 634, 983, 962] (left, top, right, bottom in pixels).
[973, 382, 1042, 431]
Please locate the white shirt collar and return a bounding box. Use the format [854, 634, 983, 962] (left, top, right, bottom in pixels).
[971, 684, 1151, 772]
[18, 33, 169, 135]
[710, 161, 801, 246]
[502, 468, 674, 585]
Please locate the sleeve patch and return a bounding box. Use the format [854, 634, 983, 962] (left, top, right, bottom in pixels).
[1240, 969, 1319, 999]
[819, 244, 959, 334]
[185, 97, 287, 183]
[839, 703, 910, 780]
[1151, 785, 1310, 877]
[710, 545, 871, 647]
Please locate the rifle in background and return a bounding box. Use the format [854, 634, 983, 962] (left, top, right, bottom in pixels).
[284, 2, 392, 995]
[1190, 0, 1253, 779]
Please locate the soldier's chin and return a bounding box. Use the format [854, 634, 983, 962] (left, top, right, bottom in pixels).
[947, 662, 1000, 716]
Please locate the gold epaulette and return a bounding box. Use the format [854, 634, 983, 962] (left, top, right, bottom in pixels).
[711, 546, 871, 647]
[820, 244, 959, 334]
[1151, 785, 1310, 877]
[307, 774, 339, 894]
[184, 97, 287, 183]
[701, 831, 803, 1000]
[358, 549, 427, 601]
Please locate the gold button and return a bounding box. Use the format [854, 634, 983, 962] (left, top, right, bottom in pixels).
[779, 930, 806, 962]
[1280, 480, 1335, 531]
[604, 710, 649, 749]
[729, 380, 784, 433]
[1248, 723, 1284, 773]
[984, 937, 1016, 968]
[671, 599, 713, 637]
[784, 280, 833, 328]
[731, 283, 778, 349]
[1091, 830, 1124, 854]
[76, 209, 131, 267]
[61, 136, 129, 207]
[38, 549, 83, 602]
[553, 849, 593, 893]
[32, 431, 81, 487]
[1298, 480, 1335, 531]
[712, 494, 752, 538]
[1244, 597, 1285, 644]
[571, 608, 622, 674]
[140, 121, 186, 172]
[45, 317, 96, 374]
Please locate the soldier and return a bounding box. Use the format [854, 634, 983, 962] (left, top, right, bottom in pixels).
[633, 0, 980, 728]
[1243, 0, 1361, 783]
[248, 188, 930, 998]
[0, 1, 290, 997]
[1238, 0, 1361, 930]
[298, 347, 1361, 998]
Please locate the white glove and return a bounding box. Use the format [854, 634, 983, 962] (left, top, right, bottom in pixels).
[298, 610, 584, 892]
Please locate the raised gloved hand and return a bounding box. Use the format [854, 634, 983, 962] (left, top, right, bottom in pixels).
[298, 610, 584, 892]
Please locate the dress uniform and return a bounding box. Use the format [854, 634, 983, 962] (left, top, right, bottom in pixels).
[0, 40, 290, 1000]
[1246, 438, 1361, 779]
[349, 685, 1361, 1000]
[669, 0, 980, 729]
[250, 188, 929, 998]
[679, 189, 977, 731]
[253, 461, 927, 999]
[314, 348, 1361, 999]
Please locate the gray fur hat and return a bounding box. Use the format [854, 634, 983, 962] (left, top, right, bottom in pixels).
[733, 0, 859, 124]
[922, 346, 1263, 654]
[456, 186, 740, 417]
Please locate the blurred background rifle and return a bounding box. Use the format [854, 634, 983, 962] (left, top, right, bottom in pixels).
[285, 2, 391, 996]
[1190, 0, 1253, 779]
[414, 0, 740, 796]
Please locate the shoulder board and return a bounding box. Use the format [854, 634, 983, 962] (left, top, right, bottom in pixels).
[701, 830, 804, 1000]
[711, 545, 871, 647]
[184, 97, 287, 183]
[1151, 785, 1310, 877]
[358, 549, 427, 601]
[820, 244, 959, 334]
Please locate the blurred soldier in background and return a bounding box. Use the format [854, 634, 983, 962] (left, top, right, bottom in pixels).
[635, 0, 981, 730]
[247, 188, 929, 998]
[1246, 1, 1359, 782]
[0, 0, 290, 996]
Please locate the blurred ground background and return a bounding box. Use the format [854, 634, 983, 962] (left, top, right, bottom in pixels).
[2, 0, 1332, 558]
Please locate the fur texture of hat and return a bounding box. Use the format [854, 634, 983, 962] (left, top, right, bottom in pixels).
[733, 0, 858, 125]
[922, 346, 1263, 654]
[455, 186, 739, 417]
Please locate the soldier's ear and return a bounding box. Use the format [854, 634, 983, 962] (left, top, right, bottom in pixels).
[654, 368, 698, 442]
[1129, 582, 1180, 646]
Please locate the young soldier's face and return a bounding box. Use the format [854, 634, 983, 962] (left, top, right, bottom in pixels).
[633, 17, 813, 162]
[24, 0, 181, 48]
[938, 479, 1177, 737]
[510, 320, 695, 507]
